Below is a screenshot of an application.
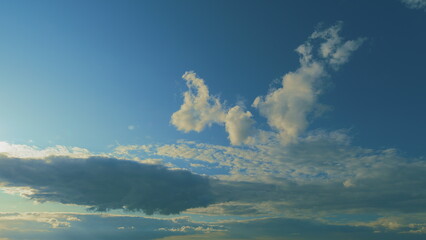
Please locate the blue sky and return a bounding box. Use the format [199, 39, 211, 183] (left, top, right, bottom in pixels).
[0, 0, 426, 239]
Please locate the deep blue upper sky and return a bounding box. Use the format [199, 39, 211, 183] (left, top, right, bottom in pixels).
[0, 0, 425, 155]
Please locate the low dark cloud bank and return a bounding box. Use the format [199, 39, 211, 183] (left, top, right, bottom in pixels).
[2, 152, 426, 218]
[0, 155, 214, 214]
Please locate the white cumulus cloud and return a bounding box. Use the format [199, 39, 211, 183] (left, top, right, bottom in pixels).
[253, 22, 364, 144]
[171, 23, 364, 146]
[225, 106, 256, 145]
[171, 72, 226, 133]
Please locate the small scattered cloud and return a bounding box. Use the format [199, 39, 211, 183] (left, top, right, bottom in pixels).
[0, 213, 220, 240]
[0, 141, 91, 159]
[0, 212, 80, 229]
[0, 186, 35, 199]
[157, 217, 426, 240]
[189, 163, 205, 168]
[157, 225, 225, 233]
[311, 22, 366, 68]
[115, 130, 426, 220]
[4, 212, 425, 240]
[401, 0, 426, 10]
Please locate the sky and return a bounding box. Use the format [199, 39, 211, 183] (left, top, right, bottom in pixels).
[0, 0, 426, 239]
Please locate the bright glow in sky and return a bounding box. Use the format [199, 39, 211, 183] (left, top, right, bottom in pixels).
[1, 0, 426, 239]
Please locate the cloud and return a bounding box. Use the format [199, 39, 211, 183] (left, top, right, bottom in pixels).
[171, 72, 226, 133]
[253, 22, 364, 144]
[0, 141, 91, 159]
[0, 212, 80, 229]
[187, 202, 264, 216]
[225, 106, 256, 145]
[1, 134, 426, 239]
[224, 217, 426, 240]
[252, 59, 324, 144]
[116, 130, 426, 220]
[0, 213, 221, 240]
[158, 225, 225, 233]
[157, 217, 426, 240]
[401, 0, 426, 10]
[171, 72, 256, 145]
[11, 133, 426, 221]
[0, 156, 214, 215]
[310, 22, 365, 68]
[3, 212, 425, 240]
[171, 23, 364, 145]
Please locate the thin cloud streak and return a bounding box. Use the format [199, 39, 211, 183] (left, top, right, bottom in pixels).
[401, 0, 426, 10]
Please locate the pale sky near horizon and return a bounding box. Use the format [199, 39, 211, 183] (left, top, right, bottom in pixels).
[1, 0, 426, 239]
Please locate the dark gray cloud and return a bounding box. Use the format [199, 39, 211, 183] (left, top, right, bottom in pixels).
[152, 135, 426, 217]
[209, 161, 426, 215]
[0, 155, 214, 215]
[2, 148, 426, 219]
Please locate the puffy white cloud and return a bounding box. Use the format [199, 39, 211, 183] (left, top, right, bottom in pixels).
[171, 72, 257, 145]
[253, 23, 364, 144]
[171, 23, 363, 146]
[224, 106, 256, 145]
[171, 72, 226, 133]
[253, 61, 324, 144]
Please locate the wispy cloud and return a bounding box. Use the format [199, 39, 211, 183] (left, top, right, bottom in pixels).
[401, 0, 426, 10]
[0, 212, 80, 229]
[156, 216, 426, 240]
[0, 141, 91, 159]
[0, 212, 221, 240]
[1, 211, 426, 240]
